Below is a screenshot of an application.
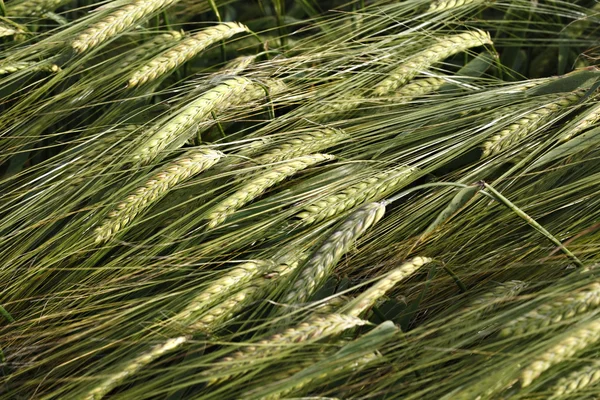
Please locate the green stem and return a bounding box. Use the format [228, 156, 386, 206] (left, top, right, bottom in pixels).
[482, 182, 584, 268]
[0, 304, 14, 323]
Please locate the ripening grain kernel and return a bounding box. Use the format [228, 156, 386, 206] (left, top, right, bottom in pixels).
[427, 0, 485, 12]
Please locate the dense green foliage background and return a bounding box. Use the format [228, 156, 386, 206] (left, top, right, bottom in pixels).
[1, 0, 600, 399]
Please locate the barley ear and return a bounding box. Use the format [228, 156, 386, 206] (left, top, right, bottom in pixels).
[94, 148, 222, 243]
[296, 165, 416, 226]
[206, 154, 335, 228]
[127, 22, 250, 87]
[373, 30, 492, 96]
[84, 336, 189, 400]
[427, 0, 486, 12]
[343, 257, 433, 317]
[6, 0, 69, 17]
[499, 282, 600, 337]
[549, 362, 600, 399]
[283, 202, 386, 305]
[520, 319, 600, 387]
[71, 0, 180, 54]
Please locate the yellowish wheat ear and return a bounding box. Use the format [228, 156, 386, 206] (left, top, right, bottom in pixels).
[94, 148, 222, 243]
[283, 202, 386, 305]
[549, 362, 600, 399]
[206, 154, 335, 229]
[71, 0, 180, 54]
[127, 22, 250, 87]
[6, 0, 69, 17]
[0, 61, 60, 75]
[393, 75, 446, 103]
[373, 30, 492, 96]
[559, 101, 600, 143]
[116, 31, 184, 71]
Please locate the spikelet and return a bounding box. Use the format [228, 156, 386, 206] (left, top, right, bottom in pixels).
[6, 0, 68, 16]
[549, 362, 600, 399]
[373, 30, 492, 96]
[253, 128, 348, 164]
[71, 0, 180, 53]
[84, 336, 189, 400]
[500, 283, 600, 337]
[343, 257, 433, 317]
[0, 62, 60, 75]
[222, 55, 257, 75]
[116, 31, 184, 71]
[94, 148, 222, 243]
[393, 76, 446, 102]
[206, 154, 335, 228]
[470, 280, 527, 317]
[283, 202, 386, 305]
[207, 313, 368, 383]
[427, 0, 485, 12]
[296, 165, 416, 226]
[133, 77, 286, 164]
[174, 260, 274, 325]
[482, 92, 583, 157]
[0, 22, 23, 38]
[559, 102, 600, 143]
[190, 258, 302, 331]
[127, 23, 250, 87]
[520, 319, 600, 387]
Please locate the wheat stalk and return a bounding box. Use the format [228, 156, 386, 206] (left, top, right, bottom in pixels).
[133, 77, 286, 164]
[520, 319, 600, 387]
[296, 165, 416, 226]
[0, 61, 60, 75]
[283, 202, 386, 305]
[253, 128, 348, 164]
[549, 362, 600, 399]
[116, 31, 184, 71]
[207, 154, 335, 228]
[482, 92, 583, 157]
[393, 76, 446, 102]
[71, 0, 180, 53]
[174, 260, 274, 325]
[94, 148, 222, 243]
[559, 102, 600, 143]
[373, 30, 492, 96]
[500, 283, 600, 337]
[343, 257, 433, 317]
[84, 336, 189, 400]
[6, 0, 69, 16]
[207, 313, 368, 383]
[427, 0, 485, 12]
[127, 22, 250, 87]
